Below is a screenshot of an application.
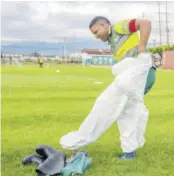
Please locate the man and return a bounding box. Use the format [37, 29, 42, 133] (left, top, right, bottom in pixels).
[89, 16, 156, 94]
[38, 57, 43, 68]
[60, 17, 157, 160]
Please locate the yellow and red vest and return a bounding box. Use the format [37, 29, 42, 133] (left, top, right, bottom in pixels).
[108, 20, 140, 62]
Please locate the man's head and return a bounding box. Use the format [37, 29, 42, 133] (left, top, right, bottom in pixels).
[89, 16, 111, 42]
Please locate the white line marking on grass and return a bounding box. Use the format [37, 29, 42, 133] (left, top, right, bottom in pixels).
[93, 81, 104, 84]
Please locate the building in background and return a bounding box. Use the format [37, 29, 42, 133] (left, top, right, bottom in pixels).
[80, 49, 116, 66]
[162, 51, 174, 70]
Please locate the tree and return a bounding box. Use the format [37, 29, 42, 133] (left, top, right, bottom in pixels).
[32, 52, 41, 57]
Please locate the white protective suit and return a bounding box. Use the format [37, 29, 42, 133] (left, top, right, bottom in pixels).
[60, 53, 152, 153]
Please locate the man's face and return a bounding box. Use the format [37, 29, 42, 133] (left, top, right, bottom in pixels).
[90, 23, 109, 42]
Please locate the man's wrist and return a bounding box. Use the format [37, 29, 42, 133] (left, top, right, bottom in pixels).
[138, 45, 147, 53]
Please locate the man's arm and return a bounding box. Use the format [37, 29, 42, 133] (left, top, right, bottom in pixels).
[135, 19, 151, 53]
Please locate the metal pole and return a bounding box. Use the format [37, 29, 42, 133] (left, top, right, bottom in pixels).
[158, 1, 162, 45]
[166, 1, 169, 45]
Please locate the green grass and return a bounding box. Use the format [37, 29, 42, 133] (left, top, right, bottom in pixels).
[1, 64, 174, 176]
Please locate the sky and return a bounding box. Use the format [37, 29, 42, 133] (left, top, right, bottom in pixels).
[1, 1, 174, 45]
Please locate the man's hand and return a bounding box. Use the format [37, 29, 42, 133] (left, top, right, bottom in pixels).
[152, 53, 162, 68]
[138, 45, 146, 54]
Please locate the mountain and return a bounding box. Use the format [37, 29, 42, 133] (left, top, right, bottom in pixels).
[1, 39, 110, 55]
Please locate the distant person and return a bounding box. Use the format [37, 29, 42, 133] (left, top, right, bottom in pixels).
[9, 56, 12, 65]
[38, 57, 43, 68]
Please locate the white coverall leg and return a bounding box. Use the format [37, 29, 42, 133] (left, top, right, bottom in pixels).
[116, 96, 149, 152]
[60, 53, 152, 153]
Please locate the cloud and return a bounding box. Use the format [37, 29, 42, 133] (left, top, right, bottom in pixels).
[1, 1, 174, 44]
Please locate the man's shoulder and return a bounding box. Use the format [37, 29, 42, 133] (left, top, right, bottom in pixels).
[113, 19, 136, 34]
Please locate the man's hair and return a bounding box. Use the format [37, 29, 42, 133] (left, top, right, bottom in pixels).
[89, 16, 111, 28]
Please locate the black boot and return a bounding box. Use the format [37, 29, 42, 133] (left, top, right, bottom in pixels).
[22, 154, 45, 165]
[35, 145, 66, 176]
[22, 145, 67, 176]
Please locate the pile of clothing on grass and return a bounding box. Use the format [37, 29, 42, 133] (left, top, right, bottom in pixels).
[22, 145, 92, 176]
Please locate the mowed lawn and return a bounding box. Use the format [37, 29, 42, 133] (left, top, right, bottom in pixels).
[1, 64, 174, 176]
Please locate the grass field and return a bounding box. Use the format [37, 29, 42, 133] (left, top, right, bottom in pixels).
[1, 64, 174, 176]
